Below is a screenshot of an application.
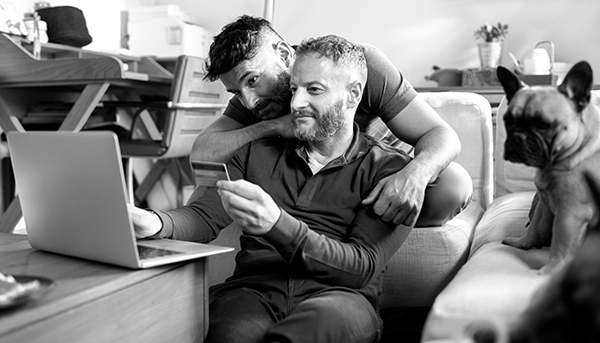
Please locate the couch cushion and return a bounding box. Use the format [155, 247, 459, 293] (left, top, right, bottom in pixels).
[421, 241, 551, 341]
[421, 192, 550, 341]
[381, 201, 484, 308]
[469, 191, 535, 256]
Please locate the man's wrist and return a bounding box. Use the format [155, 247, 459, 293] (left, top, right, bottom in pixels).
[145, 209, 164, 238]
[406, 157, 438, 184]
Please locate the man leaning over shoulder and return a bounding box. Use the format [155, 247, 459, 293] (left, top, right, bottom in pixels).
[189, 15, 472, 227]
[130, 34, 415, 343]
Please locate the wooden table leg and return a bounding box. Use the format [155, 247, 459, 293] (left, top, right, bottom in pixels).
[0, 195, 21, 233]
[0, 94, 26, 132]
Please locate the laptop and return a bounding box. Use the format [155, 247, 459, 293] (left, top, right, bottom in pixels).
[6, 131, 234, 269]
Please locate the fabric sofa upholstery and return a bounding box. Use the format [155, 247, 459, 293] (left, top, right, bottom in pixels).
[380, 92, 493, 309]
[421, 90, 600, 342]
[206, 92, 493, 340]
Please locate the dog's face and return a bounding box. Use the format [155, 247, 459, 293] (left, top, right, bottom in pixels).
[497, 61, 594, 169]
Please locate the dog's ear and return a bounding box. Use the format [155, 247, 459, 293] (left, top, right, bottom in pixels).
[558, 61, 593, 112]
[497, 66, 524, 102]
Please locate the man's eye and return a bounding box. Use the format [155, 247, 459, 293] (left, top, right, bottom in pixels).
[308, 87, 323, 94]
[248, 77, 258, 86]
[289, 87, 296, 95]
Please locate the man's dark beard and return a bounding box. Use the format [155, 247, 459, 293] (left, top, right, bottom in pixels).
[294, 99, 345, 142]
[252, 72, 293, 120]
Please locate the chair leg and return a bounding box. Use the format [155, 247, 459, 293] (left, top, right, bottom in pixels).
[125, 158, 135, 205]
[134, 160, 169, 205]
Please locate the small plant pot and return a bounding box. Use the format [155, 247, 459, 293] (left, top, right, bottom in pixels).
[478, 42, 503, 69]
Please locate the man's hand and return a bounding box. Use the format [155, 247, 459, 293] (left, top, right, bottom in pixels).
[127, 204, 163, 239]
[362, 166, 429, 226]
[217, 179, 281, 235]
[270, 113, 295, 139]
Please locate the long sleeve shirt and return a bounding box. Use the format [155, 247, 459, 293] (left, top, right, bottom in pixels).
[154, 126, 412, 307]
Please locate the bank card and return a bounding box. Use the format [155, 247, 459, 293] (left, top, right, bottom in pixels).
[192, 161, 230, 187]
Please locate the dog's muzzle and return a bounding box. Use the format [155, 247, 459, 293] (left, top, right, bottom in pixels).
[504, 130, 552, 168]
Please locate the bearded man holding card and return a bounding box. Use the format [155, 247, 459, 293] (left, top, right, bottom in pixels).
[128, 35, 414, 343]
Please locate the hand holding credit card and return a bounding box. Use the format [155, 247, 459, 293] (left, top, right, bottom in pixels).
[192, 162, 231, 187]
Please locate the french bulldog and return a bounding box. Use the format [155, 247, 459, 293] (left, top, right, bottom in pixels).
[497, 61, 600, 274]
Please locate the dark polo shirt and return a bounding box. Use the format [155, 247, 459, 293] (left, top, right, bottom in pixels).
[155, 125, 411, 307]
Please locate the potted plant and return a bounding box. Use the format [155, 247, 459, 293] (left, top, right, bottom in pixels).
[474, 22, 509, 69]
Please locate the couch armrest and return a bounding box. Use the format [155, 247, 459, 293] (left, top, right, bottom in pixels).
[419, 92, 494, 209]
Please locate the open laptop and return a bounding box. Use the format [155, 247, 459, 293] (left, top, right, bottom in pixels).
[6, 131, 234, 269]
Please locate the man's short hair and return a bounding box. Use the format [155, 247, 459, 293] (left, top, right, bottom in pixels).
[295, 35, 367, 83]
[204, 15, 284, 81]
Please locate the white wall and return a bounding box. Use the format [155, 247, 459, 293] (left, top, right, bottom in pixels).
[13, 0, 600, 86]
[272, 0, 600, 87]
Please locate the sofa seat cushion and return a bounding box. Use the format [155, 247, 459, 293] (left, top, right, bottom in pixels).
[381, 200, 484, 308]
[421, 242, 551, 340]
[421, 191, 551, 340]
[470, 191, 535, 255]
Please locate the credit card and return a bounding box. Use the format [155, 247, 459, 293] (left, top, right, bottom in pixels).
[192, 162, 230, 187]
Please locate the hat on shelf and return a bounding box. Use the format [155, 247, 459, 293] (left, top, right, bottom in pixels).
[36, 6, 92, 47]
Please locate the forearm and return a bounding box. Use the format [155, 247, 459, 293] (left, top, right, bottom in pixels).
[265, 209, 403, 289]
[191, 120, 283, 163]
[155, 188, 233, 242]
[410, 125, 461, 183]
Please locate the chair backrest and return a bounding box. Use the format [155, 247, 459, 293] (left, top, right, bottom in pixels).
[160, 55, 227, 159]
[419, 91, 494, 209]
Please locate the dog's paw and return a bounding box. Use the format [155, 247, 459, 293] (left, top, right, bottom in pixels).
[502, 236, 534, 250]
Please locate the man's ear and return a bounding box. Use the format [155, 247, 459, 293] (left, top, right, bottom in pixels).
[347, 81, 364, 108]
[274, 41, 295, 67]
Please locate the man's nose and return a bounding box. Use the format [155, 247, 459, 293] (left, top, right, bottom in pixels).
[291, 89, 308, 112]
[239, 89, 259, 110]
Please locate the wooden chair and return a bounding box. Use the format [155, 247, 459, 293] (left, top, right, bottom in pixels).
[102, 55, 227, 207]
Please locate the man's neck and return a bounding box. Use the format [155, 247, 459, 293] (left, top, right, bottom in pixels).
[306, 127, 354, 166]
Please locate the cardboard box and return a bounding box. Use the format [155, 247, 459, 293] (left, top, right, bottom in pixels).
[461, 68, 500, 87]
[127, 5, 211, 58]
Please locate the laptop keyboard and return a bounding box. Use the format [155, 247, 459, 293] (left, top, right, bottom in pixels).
[137, 245, 184, 259]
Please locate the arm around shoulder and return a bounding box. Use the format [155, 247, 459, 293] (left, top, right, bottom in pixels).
[191, 114, 295, 163]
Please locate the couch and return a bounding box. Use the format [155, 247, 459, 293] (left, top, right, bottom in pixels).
[421, 90, 600, 342]
[207, 91, 494, 341]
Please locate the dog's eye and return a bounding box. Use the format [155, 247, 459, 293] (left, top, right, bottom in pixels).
[534, 121, 552, 131]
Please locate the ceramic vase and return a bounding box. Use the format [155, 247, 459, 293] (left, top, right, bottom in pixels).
[478, 41, 504, 69]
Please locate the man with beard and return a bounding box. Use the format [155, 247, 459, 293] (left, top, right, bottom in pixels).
[129, 35, 415, 343]
[188, 15, 472, 227]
